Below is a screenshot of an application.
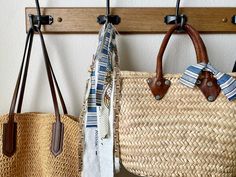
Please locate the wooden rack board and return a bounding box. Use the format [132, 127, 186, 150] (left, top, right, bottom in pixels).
[25, 8, 236, 34]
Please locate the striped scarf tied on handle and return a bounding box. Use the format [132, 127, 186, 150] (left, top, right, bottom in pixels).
[180, 63, 236, 101]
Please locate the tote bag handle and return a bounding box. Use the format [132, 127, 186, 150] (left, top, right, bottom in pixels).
[148, 24, 220, 101]
[3, 25, 66, 157]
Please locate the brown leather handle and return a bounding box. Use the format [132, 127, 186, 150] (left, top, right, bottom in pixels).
[156, 24, 209, 80]
[148, 24, 214, 101]
[8, 29, 67, 118]
[2, 29, 34, 157]
[16, 33, 68, 115]
[37, 28, 64, 156]
[3, 27, 65, 157]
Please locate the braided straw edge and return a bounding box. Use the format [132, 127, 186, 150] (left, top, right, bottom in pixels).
[119, 71, 236, 78]
[114, 67, 121, 168]
[79, 102, 87, 176]
[78, 115, 84, 176]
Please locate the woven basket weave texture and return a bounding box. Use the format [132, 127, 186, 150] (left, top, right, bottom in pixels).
[0, 113, 83, 177]
[118, 71, 236, 177]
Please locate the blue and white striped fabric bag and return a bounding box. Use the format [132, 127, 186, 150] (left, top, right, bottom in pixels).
[82, 23, 119, 177]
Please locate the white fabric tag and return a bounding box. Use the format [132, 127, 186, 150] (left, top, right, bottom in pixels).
[82, 127, 100, 177]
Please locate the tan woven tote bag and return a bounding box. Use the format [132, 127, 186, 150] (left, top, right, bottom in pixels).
[0, 26, 83, 177]
[116, 24, 236, 177]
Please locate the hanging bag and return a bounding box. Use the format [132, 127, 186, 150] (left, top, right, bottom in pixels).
[0, 16, 83, 177]
[116, 24, 236, 176]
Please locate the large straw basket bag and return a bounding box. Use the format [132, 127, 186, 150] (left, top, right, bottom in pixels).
[0, 26, 83, 177]
[116, 24, 236, 176]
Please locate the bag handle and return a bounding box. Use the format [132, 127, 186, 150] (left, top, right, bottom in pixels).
[3, 26, 65, 157]
[156, 24, 209, 79]
[16, 31, 68, 115]
[148, 24, 220, 101]
[37, 28, 65, 157]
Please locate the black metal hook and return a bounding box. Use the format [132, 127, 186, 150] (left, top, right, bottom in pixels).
[35, 0, 42, 29]
[28, 0, 53, 31]
[97, 0, 121, 25]
[164, 0, 187, 31]
[106, 0, 110, 17]
[175, 0, 181, 20]
[232, 15, 236, 25]
[29, 14, 35, 30]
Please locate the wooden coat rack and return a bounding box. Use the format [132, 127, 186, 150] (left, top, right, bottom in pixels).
[25, 8, 236, 34]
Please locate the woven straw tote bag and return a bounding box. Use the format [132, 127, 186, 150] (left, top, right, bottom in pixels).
[115, 24, 236, 177]
[0, 26, 83, 176]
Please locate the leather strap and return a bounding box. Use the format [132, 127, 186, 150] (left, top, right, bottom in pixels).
[148, 24, 220, 101]
[8, 29, 34, 120]
[183, 25, 221, 102]
[156, 24, 209, 79]
[36, 27, 64, 156]
[16, 33, 68, 115]
[3, 28, 34, 157]
[3, 26, 65, 157]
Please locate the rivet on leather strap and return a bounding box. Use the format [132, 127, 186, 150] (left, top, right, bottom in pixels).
[147, 78, 171, 101]
[196, 72, 221, 102]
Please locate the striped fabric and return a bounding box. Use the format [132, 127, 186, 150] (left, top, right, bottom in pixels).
[86, 70, 98, 128]
[97, 23, 119, 177]
[83, 23, 118, 177]
[179, 63, 206, 88]
[96, 25, 114, 106]
[95, 23, 117, 139]
[180, 62, 236, 101]
[86, 24, 116, 128]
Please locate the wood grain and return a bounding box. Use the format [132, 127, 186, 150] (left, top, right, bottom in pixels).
[25, 8, 236, 34]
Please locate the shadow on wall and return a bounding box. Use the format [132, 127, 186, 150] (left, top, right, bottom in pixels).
[116, 165, 140, 177]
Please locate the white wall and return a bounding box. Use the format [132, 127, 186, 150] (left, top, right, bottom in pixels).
[1, 1, 236, 176]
